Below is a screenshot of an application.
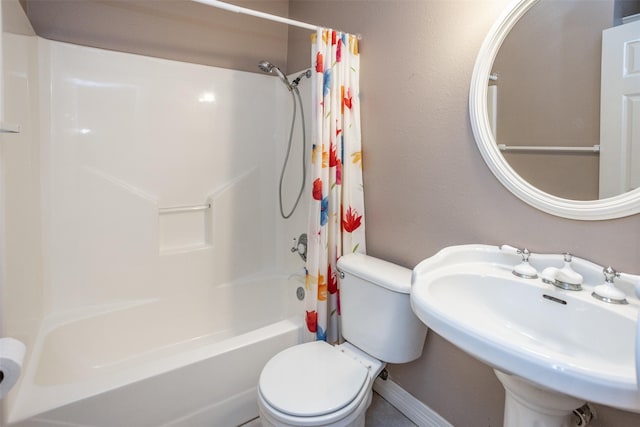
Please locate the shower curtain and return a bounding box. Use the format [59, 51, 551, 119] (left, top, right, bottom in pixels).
[305, 29, 366, 344]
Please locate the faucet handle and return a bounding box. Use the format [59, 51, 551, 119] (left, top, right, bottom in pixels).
[514, 249, 537, 279]
[592, 266, 627, 304]
[499, 245, 537, 279]
[499, 245, 532, 260]
[290, 233, 308, 261]
[519, 248, 532, 262]
[603, 266, 620, 284]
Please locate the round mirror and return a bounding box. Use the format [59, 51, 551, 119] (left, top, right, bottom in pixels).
[469, 0, 640, 220]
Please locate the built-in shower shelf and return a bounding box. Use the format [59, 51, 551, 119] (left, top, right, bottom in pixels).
[158, 201, 212, 253]
[0, 122, 21, 133]
[159, 204, 211, 214]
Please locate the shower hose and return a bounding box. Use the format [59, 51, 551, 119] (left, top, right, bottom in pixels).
[279, 86, 306, 219]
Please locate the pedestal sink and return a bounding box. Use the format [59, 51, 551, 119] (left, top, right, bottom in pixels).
[410, 244, 640, 426]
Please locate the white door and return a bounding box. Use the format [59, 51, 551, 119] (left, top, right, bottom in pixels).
[599, 19, 640, 199]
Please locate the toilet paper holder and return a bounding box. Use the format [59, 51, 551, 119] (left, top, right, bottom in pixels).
[0, 337, 26, 400]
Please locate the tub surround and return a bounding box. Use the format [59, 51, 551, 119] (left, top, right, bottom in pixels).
[2, 17, 310, 425]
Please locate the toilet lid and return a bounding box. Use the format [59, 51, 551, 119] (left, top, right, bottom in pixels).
[259, 341, 369, 417]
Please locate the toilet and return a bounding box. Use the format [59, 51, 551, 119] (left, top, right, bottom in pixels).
[257, 253, 429, 427]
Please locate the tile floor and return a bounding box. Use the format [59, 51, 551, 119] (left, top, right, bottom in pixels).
[240, 392, 416, 427]
[364, 392, 417, 427]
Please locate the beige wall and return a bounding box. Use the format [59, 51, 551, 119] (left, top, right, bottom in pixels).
[21, 0, 290, 73]
[5, 0, 34, 35]
[288, 1, 640, 426]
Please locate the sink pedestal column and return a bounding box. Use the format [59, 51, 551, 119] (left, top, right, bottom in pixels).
[495, 370, 586, 427]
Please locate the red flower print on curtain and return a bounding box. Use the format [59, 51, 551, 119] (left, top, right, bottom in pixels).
[342, 206, 362, 233]
[305, 29, 365, 344]
[312, 178, 323, 200]
[305, 311, 317, 333]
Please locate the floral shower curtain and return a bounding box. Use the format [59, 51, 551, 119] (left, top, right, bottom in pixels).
[305, 29, 366, 344]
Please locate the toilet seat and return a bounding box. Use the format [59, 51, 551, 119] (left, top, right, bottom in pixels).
[257, 381, 372, 427]
[259, 341, 369, 418]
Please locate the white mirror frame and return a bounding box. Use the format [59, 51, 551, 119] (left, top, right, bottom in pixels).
[469, 0, 640, 220]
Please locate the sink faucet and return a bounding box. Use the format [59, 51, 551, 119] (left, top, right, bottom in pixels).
[540, 253, 583, 291]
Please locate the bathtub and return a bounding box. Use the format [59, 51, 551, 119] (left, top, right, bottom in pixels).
[7, 274, 305, 426]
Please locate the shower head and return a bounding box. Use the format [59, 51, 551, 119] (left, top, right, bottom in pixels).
[258, 60, 292, 90]
[258, 60, 274, 73]
[291, 69, 312, 87]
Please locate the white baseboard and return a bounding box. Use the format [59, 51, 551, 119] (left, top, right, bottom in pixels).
[373, 377, 453, 427]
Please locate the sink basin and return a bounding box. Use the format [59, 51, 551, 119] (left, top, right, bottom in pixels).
[410, 244, 640, 415]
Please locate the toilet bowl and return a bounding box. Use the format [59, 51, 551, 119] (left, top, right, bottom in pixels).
[257, 253, 429, 427]
[258, 341, 382, 427]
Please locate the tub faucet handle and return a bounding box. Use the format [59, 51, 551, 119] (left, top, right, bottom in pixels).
[290, 233, 307, 262]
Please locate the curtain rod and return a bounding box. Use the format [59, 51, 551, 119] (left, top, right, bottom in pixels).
[192, 0, 361, 38]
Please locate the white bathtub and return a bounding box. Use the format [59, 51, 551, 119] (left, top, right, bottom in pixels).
[7, 274, 305, 426]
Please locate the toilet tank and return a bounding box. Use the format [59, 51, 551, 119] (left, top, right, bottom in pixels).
[337, 253, 428, 364]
